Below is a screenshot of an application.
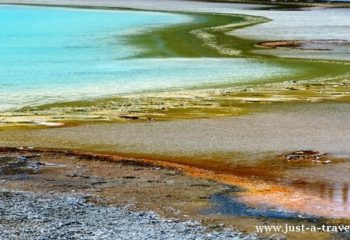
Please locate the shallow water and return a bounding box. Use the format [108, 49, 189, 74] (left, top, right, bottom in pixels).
[206, 193, 317, 220]
[233, 8, 350, 61]
[0, 5, 296, 111]
[73, 0, 350, 61]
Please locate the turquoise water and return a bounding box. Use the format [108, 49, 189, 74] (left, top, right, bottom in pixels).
[0, 5, 294, 111]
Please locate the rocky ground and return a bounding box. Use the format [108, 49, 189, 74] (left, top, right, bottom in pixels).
[0, 190, 256, 240]
[0, 147, 262, 240]
[1, 147, 349, 240]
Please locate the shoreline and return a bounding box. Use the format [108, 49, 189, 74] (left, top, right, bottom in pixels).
[1, 69, 349, 127]
[1, 103, 350, 219]
[1, 1, 350, 239]
[0, 147, 263, 239]
[0, 147, 345, 239]
[1, 146, 349, 240]
[0, 148, 258, 240]
[1, 2, 350, 126]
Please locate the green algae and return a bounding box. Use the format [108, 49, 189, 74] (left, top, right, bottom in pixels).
[1, 8, 350, 125]
[127, 13, 264, 58]
[127, 11, 350, 82]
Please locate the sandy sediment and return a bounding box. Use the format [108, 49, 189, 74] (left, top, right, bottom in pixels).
[1, 147, 348, 240]
[1, 74, 349, 126]
[1, 146, 349, 240]
[1, 103, 350, 221]
[1, 103, 349, 157]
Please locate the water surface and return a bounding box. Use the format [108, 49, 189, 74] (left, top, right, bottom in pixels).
[0, 5, 295, 111]
[88, 0, 350, 61]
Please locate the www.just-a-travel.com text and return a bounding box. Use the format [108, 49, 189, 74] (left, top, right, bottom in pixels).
[256, 224, 350, 234]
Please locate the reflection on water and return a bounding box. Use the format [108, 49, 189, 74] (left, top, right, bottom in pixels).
[290, 180, 350, 216]
[206, 193, 317, 220]
[317, 182, 350, 209]
[213, 154, 350, 218]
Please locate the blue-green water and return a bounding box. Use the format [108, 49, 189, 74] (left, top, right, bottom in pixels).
[0, 5, 294, 111]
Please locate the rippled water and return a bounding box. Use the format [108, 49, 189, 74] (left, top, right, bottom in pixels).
[0, 5, 295, 111]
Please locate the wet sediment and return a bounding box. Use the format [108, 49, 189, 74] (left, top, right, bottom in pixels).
[1, 147, 350, 239]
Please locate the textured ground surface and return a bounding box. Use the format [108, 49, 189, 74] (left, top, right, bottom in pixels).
[0, 190, 257, 240]
[1, 103, 349, 159]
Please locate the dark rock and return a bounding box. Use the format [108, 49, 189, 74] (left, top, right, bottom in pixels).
[123, 176, 137, 179]
[119, 115, 140, 120]
[283, 150, 327, 162]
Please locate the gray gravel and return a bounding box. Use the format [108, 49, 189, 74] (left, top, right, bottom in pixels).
[0, 190, 257, 240]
